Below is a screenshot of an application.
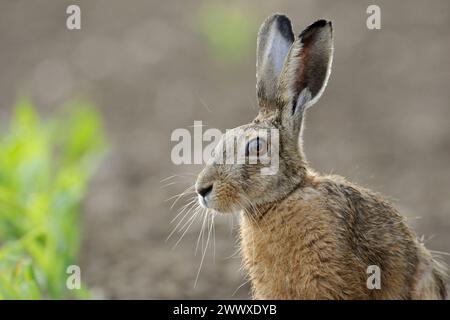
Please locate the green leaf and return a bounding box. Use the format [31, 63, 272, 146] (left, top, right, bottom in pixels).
[0, 98, 106, 299]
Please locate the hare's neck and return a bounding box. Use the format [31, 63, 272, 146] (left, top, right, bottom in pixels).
[241, 170, 317, 220]
[238, 175, 335, 299]
[239, 196, 312, 299]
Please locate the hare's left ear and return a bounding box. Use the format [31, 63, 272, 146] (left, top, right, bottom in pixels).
[256, 14, 294, 109]
[278, 20, 333, 133]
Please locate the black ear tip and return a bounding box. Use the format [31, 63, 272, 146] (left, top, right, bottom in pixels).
[311, 19, 332, 27]
[299, 19, 333, 39]
[269, 14, 292, 29]
[260, 13, 294, 43]
[261, 13, 292, 34]
[265, 13, 290, 25]
[274, 13, 291, 23]
[274, 14, 294, 40]
[313, 19, 328, 28]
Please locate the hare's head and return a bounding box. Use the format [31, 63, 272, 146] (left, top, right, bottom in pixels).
[196, 14, 333, 213]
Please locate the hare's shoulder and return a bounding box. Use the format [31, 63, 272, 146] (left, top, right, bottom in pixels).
[307, 174, 403, 221]
[291, 174, 414, 246]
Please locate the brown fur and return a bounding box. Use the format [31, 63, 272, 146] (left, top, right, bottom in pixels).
[240, 173, 447, 299]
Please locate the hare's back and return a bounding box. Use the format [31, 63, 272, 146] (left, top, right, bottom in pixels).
[313, 176, 422, 298]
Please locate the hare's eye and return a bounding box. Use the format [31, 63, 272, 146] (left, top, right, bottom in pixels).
[246, 137, 267, 157]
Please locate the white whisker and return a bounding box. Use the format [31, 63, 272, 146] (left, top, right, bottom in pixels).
[232, 279, 250, 297]
[170, 185, 195, 209]
[170, 197, 197, 224]
[194, 211, 213, 288]
[173, 207, 202, 249]
[167, 198, 198, 241]
[195, 209, 208, 256]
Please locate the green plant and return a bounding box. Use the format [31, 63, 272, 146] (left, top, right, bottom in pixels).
[198, 2, 257, 66]
[0, 99, 106, 299]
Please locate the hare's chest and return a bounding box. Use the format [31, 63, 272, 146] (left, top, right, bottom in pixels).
[239, 200, 344, 299]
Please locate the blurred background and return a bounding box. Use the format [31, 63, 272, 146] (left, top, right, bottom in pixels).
[0, 0, 449, 299]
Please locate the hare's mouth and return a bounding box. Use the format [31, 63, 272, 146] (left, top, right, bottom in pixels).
[198, 192, 224, 212]
[196, 180, 243, 213]
[197, 191, 242, 214]
[198, 193, 210, 208]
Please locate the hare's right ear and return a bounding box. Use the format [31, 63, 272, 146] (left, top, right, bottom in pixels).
[256, 14, 294, 109]
[278, 20, 333, 134]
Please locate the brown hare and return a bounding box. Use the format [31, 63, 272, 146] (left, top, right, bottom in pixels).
[195, 14, 447, 299]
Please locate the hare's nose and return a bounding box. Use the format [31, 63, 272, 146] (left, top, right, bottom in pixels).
[197, 184, 213, 198]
